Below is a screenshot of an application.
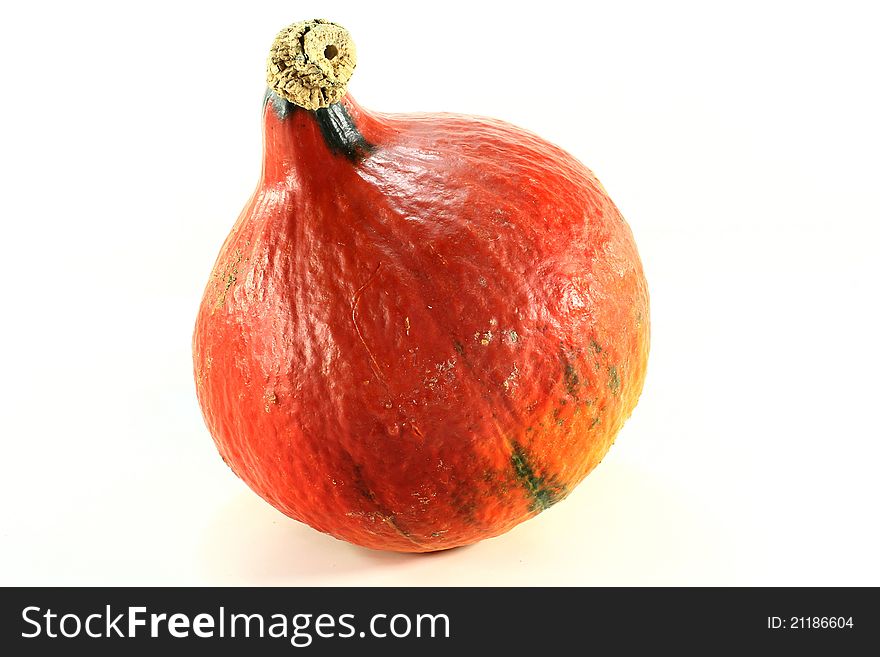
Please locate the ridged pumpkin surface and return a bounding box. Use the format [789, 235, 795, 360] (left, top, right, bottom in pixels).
[193, 93, 649, 552]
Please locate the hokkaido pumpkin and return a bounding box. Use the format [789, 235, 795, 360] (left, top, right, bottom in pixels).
[193, 19, 650, 552]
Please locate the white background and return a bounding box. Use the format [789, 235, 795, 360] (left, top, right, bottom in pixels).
[1, 0, 878, 586]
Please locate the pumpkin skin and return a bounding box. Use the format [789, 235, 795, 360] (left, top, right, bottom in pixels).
[193, 91, 649, 552]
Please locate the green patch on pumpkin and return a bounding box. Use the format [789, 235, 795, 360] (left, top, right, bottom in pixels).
[608, 365, 621, 395]
[510, 443, 566, 512]
[563, 361, 580, 397]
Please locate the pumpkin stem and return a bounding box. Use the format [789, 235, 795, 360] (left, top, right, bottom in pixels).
[267, 19, 357, 111]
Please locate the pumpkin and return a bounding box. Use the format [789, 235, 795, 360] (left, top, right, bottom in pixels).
[193, 19, 650, 552]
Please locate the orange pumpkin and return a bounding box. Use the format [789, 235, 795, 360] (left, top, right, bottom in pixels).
[193, 19, 649, 551]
